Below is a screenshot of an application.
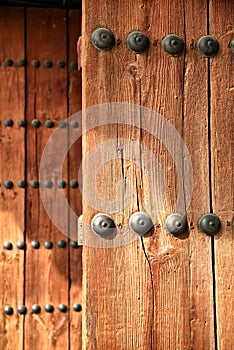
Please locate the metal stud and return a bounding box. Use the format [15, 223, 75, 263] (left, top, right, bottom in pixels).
[18, 180, 26, 188]
[4, 58, 13, 67]
[45, 304, 54, 313]
[58, 304, 67, 313]
[57, 180, 66, 189]
[32, 304, 41, 314]
[91, 27, 115, 51]
[44, 180, 53, 188]
[198, 213, 221, 235]
[32, 119, 41, 128]
[70, 120, 79, 129]
[17, 241, 26, 250]
[4, 180, 13, 189]
[165, 213, 187, 236]
[17, 59, 26, 67]
[197, 35, 219, 57]
[31, 59, 40, 68]
[44, 59, 53, 68]
[162, 34, 184, 56]
[71, 240, 79, 248]
[30, 180, 39, 188]
[31, 240, 40, 249]
[58, 239, 66, 248]
[129, 212, 153, 236]
[70, 61, 78, 70]
[57, 60, 66, 68]
[18, 119, 26, 127]
[45, 120, 54, 128]
[44, 240, 53, 249]
[73, 303, 82, 312]
[18, 305, 27, 315]
[4, 118, 13, 127]
[70, 180, 79, 189]
[126, 30, 149, 54]
[58, 120, 67, 128]
[91, 213, 116, 238]
[3, 241, 13, 250]
[4, 305, 13, 315]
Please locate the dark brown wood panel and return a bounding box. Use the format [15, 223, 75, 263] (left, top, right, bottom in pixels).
[0, 7, 25, 350]
[25, 8, 69, 350]
[210, 0, 234, 348]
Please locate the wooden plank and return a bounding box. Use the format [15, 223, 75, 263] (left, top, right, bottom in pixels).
[68, 9, 83, 349]
[209, 0, 234, 349]
[25, 8, 69, 350]
[82, 0, 216, 348]
[0, 7, 25, 350]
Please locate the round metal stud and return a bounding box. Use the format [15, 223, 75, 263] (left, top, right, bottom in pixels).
[4, 305, 13, 315]
[91, 27, 115, 51]
[4, 180, 13, 189]
[17, 241, 26, 250]
[32, 304, 41, 314]
[126, 30, 149, 54]
[3, 241, 13, 250]
[18, 179, 26, 188]
[32, 119, 41, 128]
[45, 120, 54, 128]
[4, 58, 13, 67]
[165, 213, 187, 236]
[45, 304, 54, 313]
[44, 240, 53, 249]
[129, 212, 153, 236]
[70, 180, 79, 189]
[70, 61, 78, 70]
[30, 180, 39, 188]
[198, 213, 221, 236]
[31, 59, 40, 68]
[4, 118, 13, 127]
[18, 119, 26, 127]
[17, 58, 26, 67]
[70, 120, 79, 129]
[58, 239, 66, 248]
[58, 304, 67, 313]
[71, 240, 79, 248]
[44, 180, 53, 188]
[198, 35, 219, 57]
[73, 303, 82, 312]
[57, 60, 66, 68]
[58, 120, 67, 128]
[91, 213, 116, 238]
[31, 240, 40, 249]
[57, 180, 66, 189]
[44, 59, 52, 68]
[18, 305, 27, 315]
[162, 34, 184, 56]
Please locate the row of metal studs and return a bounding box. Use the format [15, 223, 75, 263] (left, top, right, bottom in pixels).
[4, 303, 82, 315]
[2, 240, 80, 250]
[2, 180, 79, 189]
[2, 119, 79, 128]
[1, 58, 78, 70]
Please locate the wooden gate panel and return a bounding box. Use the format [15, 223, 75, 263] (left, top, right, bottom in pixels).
[25, 8, 69, 349]
[210, 0, 234, 348]
[0, 7, 25, 350]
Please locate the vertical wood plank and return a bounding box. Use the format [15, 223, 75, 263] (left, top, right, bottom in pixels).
[68, 9, 83, 349]
[25, 8, 69, 350]
[210, 1, 234, 348]
[0, 7, 25, 350]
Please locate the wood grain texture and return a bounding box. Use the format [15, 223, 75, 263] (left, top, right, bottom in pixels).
[68, 9, 83, 349]
[210, 0, 234, 348]
[0, 7, 25, 350]
[25, 8, 69, 350]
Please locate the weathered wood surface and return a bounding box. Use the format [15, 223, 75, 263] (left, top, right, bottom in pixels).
[0, 7, 25, 350]
[210, 0, 234, 348]
[25, 8, 69, 349]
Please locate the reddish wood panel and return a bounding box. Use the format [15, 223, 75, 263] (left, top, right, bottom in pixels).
[25, 8, 69, 350]
[210, 0, 234, 348]
[68, 9, 83, 349]
[0, 7, 25, 350]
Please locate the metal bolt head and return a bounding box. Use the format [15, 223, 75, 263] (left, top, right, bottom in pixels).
[70, 61, 78, 70]
[58, 304, 67, 313]
[91, 213, 116, 238]
[4, 305, 13, 315]
[30, 180, 39, 188]
[44, 240, 53, 249]
[91, 27, 115, 51]
[44, 59, 52, 68]
[45, 304, 54, 313]
[44, 180, 53, 188]
[17, 241, 26, 250]
[3, 241, 13, 250]
[126, 31, 149, 54]
[58, 239, 66, 248]
[129, 212, 153, 236]
[4, 118, 13, 127]
[18, 305, 27, 315]
[73, 303, 82, 312]
[198, 35, 219, 57]
[71, 240, 79, 248]
[17, 58, 26, 67]
[4, 180, 13, 189]
[32, 119, 41, 128]
[165, 213, 187, 236]
[57, 180, 66, 188]
[70, 180, 79, 189]
[18, 119, 26, 127]
[45, 120, 54, 128]
[58, 120, 67, 128]
[162, 34, 184, 56]
[57, 60, 66, 68]
[18, 179, 26, 188]
[70, 120, 79, 129]
[32, 304, 41, 314]
[31, 59, 40, 68]
[4, 58, 13, 67]
[31, 240, 40, 249]
[198, 213, 221, 235]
